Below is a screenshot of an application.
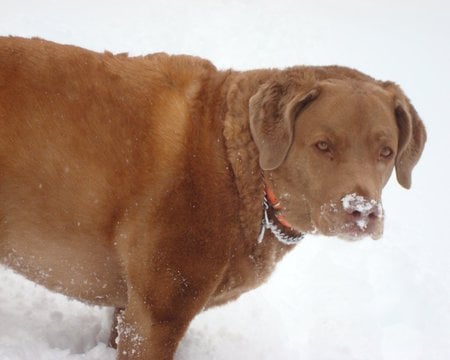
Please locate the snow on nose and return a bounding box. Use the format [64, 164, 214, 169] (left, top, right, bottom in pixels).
[341, 193, 383, 230]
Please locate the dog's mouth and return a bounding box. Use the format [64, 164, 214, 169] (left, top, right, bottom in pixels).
[317, 216, 384, 240]
[337, 221, 384, 240]
[263, 187, 384, 241]
[313, 197, 384, 240]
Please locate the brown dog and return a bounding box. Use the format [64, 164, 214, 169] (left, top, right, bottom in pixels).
[0, 37, 425, 359]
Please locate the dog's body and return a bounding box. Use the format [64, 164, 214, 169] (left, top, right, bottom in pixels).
[0, 37, 425, 359]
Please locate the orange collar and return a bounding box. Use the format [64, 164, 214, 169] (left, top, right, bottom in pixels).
[264, 184, 294, 229]
[258, 183, 304, 245]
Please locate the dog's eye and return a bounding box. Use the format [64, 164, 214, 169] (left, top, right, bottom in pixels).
[316, 141, 330, 152]
[380, 146, 393, 159]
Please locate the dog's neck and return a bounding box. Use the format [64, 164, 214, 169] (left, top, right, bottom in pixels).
[222, 73, 268, 242]
[222, 71, 304, 246]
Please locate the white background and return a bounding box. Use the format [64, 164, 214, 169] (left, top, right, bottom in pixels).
[0, 1, 449, 359]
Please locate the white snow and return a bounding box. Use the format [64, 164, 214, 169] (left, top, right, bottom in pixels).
[1, 1, 450, 359]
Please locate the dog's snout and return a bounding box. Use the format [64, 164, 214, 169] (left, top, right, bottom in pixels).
[347, 204, 381, 220]
[341, 193, 383, 222]
[337, 193, 384, 238]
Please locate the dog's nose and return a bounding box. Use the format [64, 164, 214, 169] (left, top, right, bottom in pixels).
[346, 208, 379, 221]
[341, 193, 382, 228]
[347, 207, 380, 220]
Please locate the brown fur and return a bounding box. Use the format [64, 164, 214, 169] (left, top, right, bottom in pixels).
[0, 37, 426, 359]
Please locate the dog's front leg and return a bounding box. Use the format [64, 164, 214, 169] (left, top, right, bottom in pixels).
[116, 281, 216, 360]
[115, 291, 179, 359]
[116, 247, 225, 360]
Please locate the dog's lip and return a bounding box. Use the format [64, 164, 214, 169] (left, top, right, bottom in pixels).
[317, 212, 382, 239]
[338, 221, 383, 240]
[340, 223, 368, 238]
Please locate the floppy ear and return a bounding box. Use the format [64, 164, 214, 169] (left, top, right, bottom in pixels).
[385, 82, 427, 189]
[249, 81, 319, 170]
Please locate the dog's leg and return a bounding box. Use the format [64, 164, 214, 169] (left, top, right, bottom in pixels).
[108, 307, 124, 349]
[116, 285, 216, 360]
[115, 246, 225, 359]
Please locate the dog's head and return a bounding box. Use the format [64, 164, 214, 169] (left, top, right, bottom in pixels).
[249, 70, 426, 240]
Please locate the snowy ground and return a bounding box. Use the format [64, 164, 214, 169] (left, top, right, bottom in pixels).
[1, 1, 450, 359]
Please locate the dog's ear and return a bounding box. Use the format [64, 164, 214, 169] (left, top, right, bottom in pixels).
[384, 82, 427, 189]
[249, 81, 319, 170]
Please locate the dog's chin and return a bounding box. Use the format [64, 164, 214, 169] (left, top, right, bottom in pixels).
[315, 219, 384, 241]
[337, 226, 384, 241]
[337, 230, 382, 241]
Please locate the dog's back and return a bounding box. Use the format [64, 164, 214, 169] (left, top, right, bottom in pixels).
[0, 37, 225, 306]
